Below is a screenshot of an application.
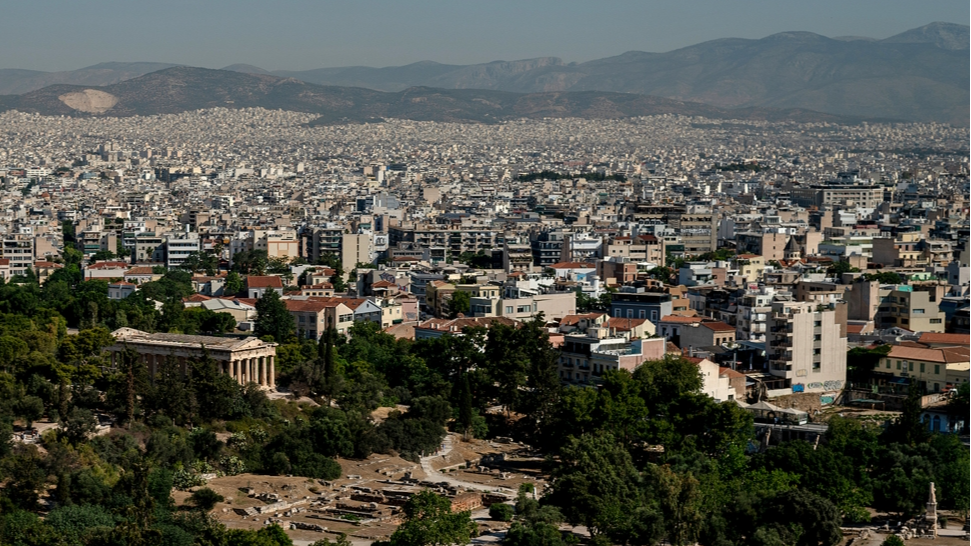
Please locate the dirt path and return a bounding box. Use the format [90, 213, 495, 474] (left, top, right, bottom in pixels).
[420, 434, 516, 495]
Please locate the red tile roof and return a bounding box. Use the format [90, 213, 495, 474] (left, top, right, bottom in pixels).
[886, 345, 970, 364]
[702, 321, 736, 332]
[660, 315, 704, 324]
[917, 332, 970, 347]
[719, 367, 746, 379]
[559, 313, 607, 326]
[284, 299, 332, 313]
[605, 317, 649, 330]
[246, 276, 283, 288]
[87, 261, 130, 269]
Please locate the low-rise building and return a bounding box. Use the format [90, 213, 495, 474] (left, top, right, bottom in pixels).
[878, 345, 970, 393]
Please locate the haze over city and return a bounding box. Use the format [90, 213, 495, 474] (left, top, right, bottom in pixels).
[2, 0, 968, 70]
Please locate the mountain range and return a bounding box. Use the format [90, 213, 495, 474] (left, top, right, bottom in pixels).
[0, 23, 966, 124]
[0, 67, 862, 125]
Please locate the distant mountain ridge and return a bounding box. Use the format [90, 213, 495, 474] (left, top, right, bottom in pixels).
[0, 23, 966, 123]
[0, 62, 179, 95]
[0, 66, 867, 125]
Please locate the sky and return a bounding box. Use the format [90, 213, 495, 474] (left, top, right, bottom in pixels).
[4, 0, 968, 72]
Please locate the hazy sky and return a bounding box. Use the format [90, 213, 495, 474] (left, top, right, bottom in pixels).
[4, 0, 968, 71]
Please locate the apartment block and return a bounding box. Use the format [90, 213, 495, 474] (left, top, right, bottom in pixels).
[766, 299, 847, 392]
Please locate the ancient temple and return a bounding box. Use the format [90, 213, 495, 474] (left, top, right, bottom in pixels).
[109, 328, 278, 388]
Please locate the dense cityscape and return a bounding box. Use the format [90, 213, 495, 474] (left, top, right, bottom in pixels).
[0, 102, 966, 546]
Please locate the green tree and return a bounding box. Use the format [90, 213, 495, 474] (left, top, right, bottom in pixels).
[546, 433, 654, 541]
[232, 250, 269, 276]
[254, 289, 294, 343]
[457, 374, 474, 436]
[846, 344, 891, 383]
[489, 503, 514, 521]
[882, 536, 904, 546]
[863, 271, 904, 284]
[652, 465, 702, 546]
[89, 249, 116, 262]
[59, 406, 98, 446]
[884, 387, 930, 446]
[827, 260, 860, 276]
[45, 504, 116, 546]
[758, 489, 842, 546]
[13, 396, 44, 429]
[1, 446, 48, 510]
[506, 484, 578, 546]
[0, 510, 60, 546]
[388, 490, 477, 546]
[225, 523, 293, 546]
[448, 291, 471, 318]
[188, 487, 224, 511]
[225, 270, 244, 296]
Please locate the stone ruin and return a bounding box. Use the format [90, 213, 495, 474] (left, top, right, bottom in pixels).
[877, 483, 941, 540]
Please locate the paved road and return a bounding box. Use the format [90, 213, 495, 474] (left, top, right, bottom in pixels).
[419, 434, 516, 495]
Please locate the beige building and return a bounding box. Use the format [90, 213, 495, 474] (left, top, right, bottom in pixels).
[879, 345, 970, 393]
[604, 234, 664, 265]
[734, 254, 765, 284]
[1, 234, 35, 276]
[109, 328, 277, 387]
[766, 299, 847, 393]
[879, 287, 945, 333]
[284, 299, 355, 338]
[341, 234, 373, 276]
[872, 233, 923, 268]
[736, 232, 789, 262]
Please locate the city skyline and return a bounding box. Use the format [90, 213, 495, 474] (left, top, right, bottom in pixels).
[1, 0, 967, 71]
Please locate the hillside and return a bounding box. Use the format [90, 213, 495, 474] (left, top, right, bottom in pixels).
[0, 66, 864, 125]
[0, 62, 179, 95]
[1, 23, 965, 123]
[237, 23, 970, 124]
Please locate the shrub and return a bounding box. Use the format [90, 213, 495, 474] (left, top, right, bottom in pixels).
[882, 535, 904, 546]
[490, 503, 514, 521]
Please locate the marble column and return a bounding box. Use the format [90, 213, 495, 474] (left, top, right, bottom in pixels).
[268, 355, 275, 388]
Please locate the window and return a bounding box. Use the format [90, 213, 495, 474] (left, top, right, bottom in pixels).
[886, 361, 891, 369]
[639, 310, 646, 319]
[912, 309, 924, 314]
[506, 306, 514, 314]
[934, 364, 940, 375]
[627, 309, 634, 319]
[651, 310, 658, 321]
[920, 363, 925, 373]
[930, 319, 942, 324]
[896, 361, 901, 370]
[813, 348, 821, 355]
